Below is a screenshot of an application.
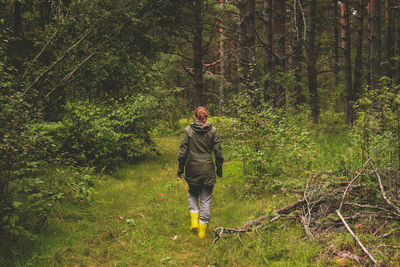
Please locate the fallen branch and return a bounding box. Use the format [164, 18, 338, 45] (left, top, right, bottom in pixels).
[338, 158, 371, 211]
[237, 198, 305, 230]
[336, 209, 378, 265]
[369, 160, 400, 216]
[212, 198, 305, 244]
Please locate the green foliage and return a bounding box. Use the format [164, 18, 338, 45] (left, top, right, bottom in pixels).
[353, 81, 400, 168]
[62, 95, 160, 168]
[227, 90, 316, 195]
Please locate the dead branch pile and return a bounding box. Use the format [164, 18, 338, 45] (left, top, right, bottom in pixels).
[213, 158, 400, 265]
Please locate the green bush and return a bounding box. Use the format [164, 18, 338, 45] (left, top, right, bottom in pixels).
[62, 95, 160, 168]
[353, 81, 400, 168]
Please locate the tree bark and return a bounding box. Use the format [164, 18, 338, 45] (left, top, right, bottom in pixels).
[385, 0, 394, 78]
[263, 0, 273, 76]
[395, 4, 400, 84]
[341, 0, 353, 124]
[273, 0, 286, 71]
[238, 0, 256, 83]
[262, 0, 273, 103]
[353, 0, 365, 103]
[219, 0, 225, 115]
[370, 0, 381, 90]
[332, 0, 340, 87]
[292, 0, 305, 106]
[238, 0, 258, 106]
[14, 0, 23, 37]
[193, 0, 204, 107]
[306, 0, 319, 123]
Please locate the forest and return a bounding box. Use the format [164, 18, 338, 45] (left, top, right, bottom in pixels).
[1, 0, 400, 265]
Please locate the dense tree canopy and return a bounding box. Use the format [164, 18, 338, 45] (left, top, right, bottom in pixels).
[1, 0, 400, 265]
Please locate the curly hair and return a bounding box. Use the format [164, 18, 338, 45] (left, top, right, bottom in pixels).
[194, 106, 209, 124]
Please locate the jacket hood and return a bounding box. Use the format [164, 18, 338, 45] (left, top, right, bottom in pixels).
[190, 120, 212, 134]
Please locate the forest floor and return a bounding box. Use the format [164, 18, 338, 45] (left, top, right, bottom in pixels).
[12, 135, 326, 266]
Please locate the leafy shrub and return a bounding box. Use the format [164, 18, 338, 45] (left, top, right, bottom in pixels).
[0, 93, 68, 240]
[62, 94, 160, 168]
[353, 81, 400, 168]
[226, 90, 316, 195]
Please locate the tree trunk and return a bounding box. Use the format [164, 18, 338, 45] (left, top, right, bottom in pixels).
[385, 0, 394, 78]
[306, 0, 319, 123]
[273, 0, 286, 71]
[14, 0, 22, 37]
[292, 0, 305, 106]
[219, 0, 225, 115]
[353, 0, 365, 103]
[333, 0, 340, 87]
[263, 0, 273, 103]
[341, 0, 353, 125]
[395, 4, 400, 84]
[272, 0, 286, 106]
[193, 0, 204, 107]
[370, 0, 381, 90]
[263, 0, 273, 76]
[238, 0, 256, 82]
[238, 0, 258, 106]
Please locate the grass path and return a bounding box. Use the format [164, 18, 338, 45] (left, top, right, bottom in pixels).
[19, 135, 320, 266]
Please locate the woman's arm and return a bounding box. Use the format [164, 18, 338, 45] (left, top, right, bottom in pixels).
[178, 129, 190, 176]
[212, 129, 224, 177]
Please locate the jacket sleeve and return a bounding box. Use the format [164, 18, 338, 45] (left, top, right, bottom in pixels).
[212, 129, 224, 170]
[178, 129, 190, 171]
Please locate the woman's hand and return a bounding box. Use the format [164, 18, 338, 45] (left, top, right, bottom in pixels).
[177, 169, 184, 178]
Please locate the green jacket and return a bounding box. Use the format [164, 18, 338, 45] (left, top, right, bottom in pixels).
[178, 121, 223, 186]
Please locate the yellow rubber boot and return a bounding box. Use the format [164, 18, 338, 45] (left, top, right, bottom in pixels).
[198, 223, 207, 238]
[190, 212, 199, 232]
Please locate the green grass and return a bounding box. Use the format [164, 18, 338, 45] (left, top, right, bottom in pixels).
[4, 134, 330, 266]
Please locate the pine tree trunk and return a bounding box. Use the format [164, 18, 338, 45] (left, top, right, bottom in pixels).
[395, 5, 400, 84]
[273, 0, 286, 71]
[263, 0, 273, 75]
[306, 0, 319, 123]
[292, 0, 305, 105]
[385, 0, 394, 78]
[14, 0, 22, 37]
[354, 0, 365, 102]
[263, 0, 273, 103]
[272, 0, 286, 106]
[238, 0, 258, 106]
[193, 0, 204, 106]
[342, 0, 353, 124]
[370, 0, 381, 90]
[219, 0, 225, 115]
[331, 0, 340, 87]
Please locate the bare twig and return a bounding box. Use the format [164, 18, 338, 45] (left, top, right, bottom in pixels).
[372, 220, 387, 236]
[336, 210, 378, 265]
[369, 160, 400, 215]
[338, 158, 371, 211]
[237, 198, 305, 230]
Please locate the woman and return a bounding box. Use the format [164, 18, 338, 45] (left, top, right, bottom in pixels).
[177, 106, 223, 238]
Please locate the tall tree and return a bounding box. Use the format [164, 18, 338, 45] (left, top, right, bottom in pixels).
[219, 0, 225, 114]
[306, 0, 319, 122]
[262, 0, 273, 103]
[238, 0, 259, 106]
[193, 0, 205, 106]
[341, 0, 353, 124]
[262, 0, 273, 76]
[273, 0, 286, 71]
[330, 0, 340, 87]
[395, 3, 400, 83]
[353, 0, 365, 102]
[370, 0, 381, 89]
[238, 0, 256, 83]
[385, 0, 394, 78]
[292, 0, 305, 105]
